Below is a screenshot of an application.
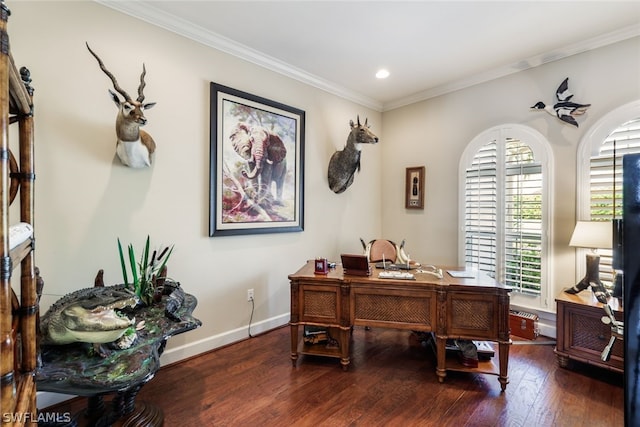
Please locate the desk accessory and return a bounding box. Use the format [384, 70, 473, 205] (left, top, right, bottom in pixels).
[375, 262, 411, 270]
[447, 270, 476, 278]
[341, 254, 372, 276]
[314, 257, 329, 274]
[378, 271, 415, 280]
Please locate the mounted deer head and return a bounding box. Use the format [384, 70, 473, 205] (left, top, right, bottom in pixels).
[327, 116, 379, 193]
[86, 42, 157, 168]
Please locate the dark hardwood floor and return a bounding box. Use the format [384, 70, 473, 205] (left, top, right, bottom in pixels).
[43, 326, 623, 426]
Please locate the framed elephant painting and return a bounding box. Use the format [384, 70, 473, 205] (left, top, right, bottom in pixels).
[209, 83, 305, 236]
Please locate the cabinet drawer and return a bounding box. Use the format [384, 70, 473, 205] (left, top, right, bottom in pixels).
[567, 309, 623, 360]
[351, 288, 435, 330]
[299, 284, 340, 323]
[447, 293, 498, 339]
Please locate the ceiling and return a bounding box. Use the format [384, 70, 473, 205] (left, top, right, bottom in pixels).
[99, 1, 640, 112]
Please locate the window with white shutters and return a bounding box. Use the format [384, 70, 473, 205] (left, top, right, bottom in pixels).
[460, 125, 551, 308]
[588, 117, 640, 289]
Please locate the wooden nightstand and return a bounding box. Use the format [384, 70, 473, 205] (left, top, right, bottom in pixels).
[555, 290, 623, 373]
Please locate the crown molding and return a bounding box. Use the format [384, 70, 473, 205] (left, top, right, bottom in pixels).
[95, 0, 383, 111]
[383, 24, 640, 112]
[97, 1, 639, 113]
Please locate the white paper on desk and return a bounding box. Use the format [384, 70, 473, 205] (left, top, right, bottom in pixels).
[447, 270, 476, 278]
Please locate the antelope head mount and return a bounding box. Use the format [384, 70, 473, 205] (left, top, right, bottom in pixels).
[86, 42, 157, 168]
[327, 116, 379, 194]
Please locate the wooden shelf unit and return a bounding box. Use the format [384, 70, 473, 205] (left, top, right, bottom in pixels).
[0, 2, 38, 425]
[431, 338, 502, 377]
[295, 326, 346, 359]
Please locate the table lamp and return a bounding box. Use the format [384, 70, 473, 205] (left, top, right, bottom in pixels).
[565, 220, 612, 295]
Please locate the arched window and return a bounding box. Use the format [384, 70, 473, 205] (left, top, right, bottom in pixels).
[459, 125, 553, 309]
[577, 100, 640, 289]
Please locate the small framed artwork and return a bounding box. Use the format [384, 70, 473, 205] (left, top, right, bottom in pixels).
[405, 166, 425, 209]
[209, 82, 305, 236]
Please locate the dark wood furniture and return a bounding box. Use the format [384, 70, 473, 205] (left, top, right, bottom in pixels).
[0, 2, 38, 425]
[555, 290, 623, 373]
[289, 261, 512, 390]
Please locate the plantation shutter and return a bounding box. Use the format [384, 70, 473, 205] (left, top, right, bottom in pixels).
[589, 117, 640, 288]
[503, 139, 542, 294]
[464, 141, 497, 277]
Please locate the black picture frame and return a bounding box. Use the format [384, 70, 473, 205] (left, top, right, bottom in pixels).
[209, 83, 305, 236]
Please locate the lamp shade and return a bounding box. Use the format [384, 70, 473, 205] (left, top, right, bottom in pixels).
[569, 221, 613, 249]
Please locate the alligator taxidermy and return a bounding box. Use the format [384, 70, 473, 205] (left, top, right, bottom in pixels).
[40, 285, 139, 353]
[40, 279, 187, 357]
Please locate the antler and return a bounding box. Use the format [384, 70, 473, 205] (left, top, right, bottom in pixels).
[355, 116, 369, 127]
[137, 64, 147, 103]
[86, 42, 132, 102]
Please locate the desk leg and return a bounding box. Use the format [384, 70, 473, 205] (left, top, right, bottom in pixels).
[435, 336, 447, 383]
[290, 323, 299, 367]
[339, 327, 350, 371]
[498, 341, 510, 391]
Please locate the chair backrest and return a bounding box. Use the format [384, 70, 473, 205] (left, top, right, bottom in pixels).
[365, 239, 398, 263]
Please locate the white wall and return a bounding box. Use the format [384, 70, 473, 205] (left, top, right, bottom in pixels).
[8, 0, 382, 375]
[381, 36, 640, 331]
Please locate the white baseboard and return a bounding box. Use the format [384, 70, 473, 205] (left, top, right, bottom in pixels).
[37, 313, 290, 410]
[36, 392, 76, 411]
[537, 318, 557, 339]
[159, 312, 289, 366]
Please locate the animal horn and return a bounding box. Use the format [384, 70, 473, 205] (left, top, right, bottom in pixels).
[357, 115, 361, 126]
[365, 117, 369, 127]
[137, 64, 147, 103]
[86, 42, 132, 102]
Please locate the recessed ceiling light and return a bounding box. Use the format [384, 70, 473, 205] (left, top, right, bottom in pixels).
[376, 69, 390, 79]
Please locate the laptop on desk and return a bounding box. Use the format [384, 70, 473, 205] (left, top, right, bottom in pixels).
[340, 254, 372, 276]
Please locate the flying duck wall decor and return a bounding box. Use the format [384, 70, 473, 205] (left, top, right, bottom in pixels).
[531, 77, 591, 127]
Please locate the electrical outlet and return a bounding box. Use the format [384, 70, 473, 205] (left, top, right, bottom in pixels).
[247, 288, 254, 302]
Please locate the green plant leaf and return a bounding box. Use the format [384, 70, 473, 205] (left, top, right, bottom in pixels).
[117, 238, 129, 285]
[142, 235, 150, 281]
[128, 244, 139, 288]
[117, 236, 174, 306]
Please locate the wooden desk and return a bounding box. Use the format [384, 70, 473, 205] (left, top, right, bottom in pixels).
[289, 261, 512, 390]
